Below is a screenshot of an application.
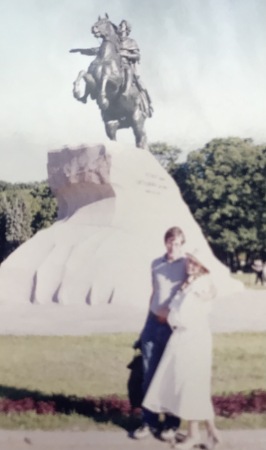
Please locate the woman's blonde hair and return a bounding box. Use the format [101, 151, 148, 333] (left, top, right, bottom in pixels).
[181, 257, 209, 291]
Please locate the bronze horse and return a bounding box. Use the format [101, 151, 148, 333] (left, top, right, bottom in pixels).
[70, 15, 151, 149]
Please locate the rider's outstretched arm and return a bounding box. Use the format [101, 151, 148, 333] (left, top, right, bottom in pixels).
[69, 47, 99, 56]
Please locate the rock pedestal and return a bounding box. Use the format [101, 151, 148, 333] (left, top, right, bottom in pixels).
[0, 142, 242, 308]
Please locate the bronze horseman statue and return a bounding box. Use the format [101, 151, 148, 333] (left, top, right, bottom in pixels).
[70, 13, 153, 149]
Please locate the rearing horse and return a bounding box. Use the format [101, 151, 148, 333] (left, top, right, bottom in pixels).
[70, 15, 150, 149]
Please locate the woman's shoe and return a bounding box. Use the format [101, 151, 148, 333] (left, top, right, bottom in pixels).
[160, 427, 179, 441]
[174, 435, 202, 449]
[206, 430, 222, 449]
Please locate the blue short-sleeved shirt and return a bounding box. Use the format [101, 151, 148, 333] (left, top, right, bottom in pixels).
[150, 255, 187, 315]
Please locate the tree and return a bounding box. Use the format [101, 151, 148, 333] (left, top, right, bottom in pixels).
[3, 191, 33, 259]
[30, 183, 57, 233]
[149, 142, 182, 174]
[173, 137, 266, 269]
[0, 181, 57, 262]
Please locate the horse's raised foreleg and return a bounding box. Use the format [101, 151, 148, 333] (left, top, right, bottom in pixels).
[73, 71, 95, 104]
[73, 70, 86, 101]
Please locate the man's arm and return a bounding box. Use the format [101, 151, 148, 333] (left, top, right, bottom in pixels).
[120, 48, 140, 63]
[149, 277, 169, 320]
[120, 38, 140, 63]
[69, 47, 99, 56]
[149, 288, 154, 306]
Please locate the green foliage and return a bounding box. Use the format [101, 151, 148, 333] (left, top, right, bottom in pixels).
[173, 137, 266, 267]
[0, 181, 14, 192]
[232, 272, 266, 290]
[5, 192, 32, 247]
[0, 190, 33, 259]
[0, 181, 57, 262]
[30, 183, 57, 233]
[149, 141, 182, 174]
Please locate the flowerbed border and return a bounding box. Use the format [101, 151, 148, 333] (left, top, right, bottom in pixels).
[0, 390, 265, 418]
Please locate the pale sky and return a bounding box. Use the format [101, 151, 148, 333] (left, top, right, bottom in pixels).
[1, 0, 266, 182]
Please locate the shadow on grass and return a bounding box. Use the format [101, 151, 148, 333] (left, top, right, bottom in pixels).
[0, 385, 141, 432]
[1, 385, 266, 424]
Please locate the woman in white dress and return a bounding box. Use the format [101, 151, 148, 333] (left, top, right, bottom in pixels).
[142, 250, 221, 449]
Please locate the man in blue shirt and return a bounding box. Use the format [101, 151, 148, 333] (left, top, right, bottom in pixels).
[134, 226, 187, 440]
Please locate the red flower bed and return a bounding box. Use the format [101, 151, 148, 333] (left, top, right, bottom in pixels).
[213, 390, 266, 417]
[0, 391, 265, 418]
[0, 398, 55, 415]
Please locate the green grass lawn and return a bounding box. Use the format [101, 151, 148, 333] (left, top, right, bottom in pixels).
[0, 333, 265, 430]
[232, 272, 266, 289]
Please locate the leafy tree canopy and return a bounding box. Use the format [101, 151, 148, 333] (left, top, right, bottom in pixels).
[149, 141, 182, 174]
[173, 137, 266, 266]
[0, 181, 57, 261]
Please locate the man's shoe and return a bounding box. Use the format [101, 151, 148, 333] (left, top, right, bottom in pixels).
[133, 424, 153, 439]
[160, 427, 179, 441]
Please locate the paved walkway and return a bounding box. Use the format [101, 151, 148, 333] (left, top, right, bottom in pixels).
[0, 288, 265, 335]
[0, 429, 266, 450]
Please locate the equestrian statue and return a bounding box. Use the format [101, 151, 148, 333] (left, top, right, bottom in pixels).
[70, 14, 153, 149]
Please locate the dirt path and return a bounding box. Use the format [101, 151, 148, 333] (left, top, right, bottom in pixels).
[0, 289, 265, 336]
[0, 429, 266, 450]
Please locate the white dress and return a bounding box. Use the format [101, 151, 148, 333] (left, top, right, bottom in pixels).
[142, 275, 215, 420]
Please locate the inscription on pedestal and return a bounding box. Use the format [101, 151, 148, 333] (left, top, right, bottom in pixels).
[137, 172, 168, 195]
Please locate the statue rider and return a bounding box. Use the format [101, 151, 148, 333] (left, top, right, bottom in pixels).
[118, 20, 153, 117]
[70, 17, 153, 116]
[118, 20, 140, 95]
